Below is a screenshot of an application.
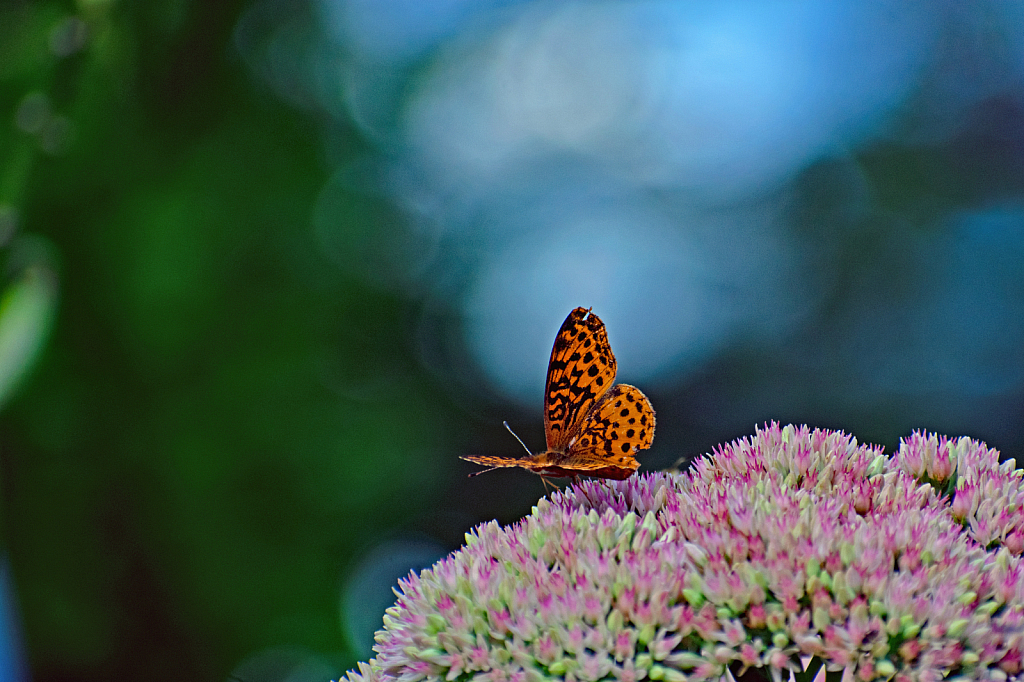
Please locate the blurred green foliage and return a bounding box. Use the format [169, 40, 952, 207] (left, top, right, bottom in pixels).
[0, 2, 459, 680]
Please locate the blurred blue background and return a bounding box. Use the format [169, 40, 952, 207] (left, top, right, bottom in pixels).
[2, 1, 1023, 680]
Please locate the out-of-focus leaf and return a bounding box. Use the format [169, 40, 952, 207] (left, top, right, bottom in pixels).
[0, 265, 58, 411]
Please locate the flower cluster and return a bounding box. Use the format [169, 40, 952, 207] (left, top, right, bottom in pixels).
[341, 424, 1024, 682]
[895, 432, 1024, 554]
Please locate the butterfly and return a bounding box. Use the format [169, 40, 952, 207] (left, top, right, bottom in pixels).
[462, 307, 655, 480]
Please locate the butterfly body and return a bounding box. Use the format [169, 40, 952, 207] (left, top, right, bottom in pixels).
[463, 307, 655, 480]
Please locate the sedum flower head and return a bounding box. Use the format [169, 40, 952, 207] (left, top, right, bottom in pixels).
[896, 432, 1024, 553]
[342, 424, 1024, 682]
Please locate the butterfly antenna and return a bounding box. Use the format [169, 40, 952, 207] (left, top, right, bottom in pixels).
[503, 421, 533, 456]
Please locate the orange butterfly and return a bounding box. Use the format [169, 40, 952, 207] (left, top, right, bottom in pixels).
[462, 307, 655, 480]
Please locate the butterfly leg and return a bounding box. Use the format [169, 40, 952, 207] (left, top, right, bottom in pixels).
[467, 466, 502, 477]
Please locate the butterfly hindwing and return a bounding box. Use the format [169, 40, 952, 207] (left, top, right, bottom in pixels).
[543, 308, 617, 451]
[563, 384, 655, 470]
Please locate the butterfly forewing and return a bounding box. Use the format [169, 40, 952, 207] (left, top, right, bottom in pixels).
[460, 454, 533, 476]
[461, 454, 524, 469]
[563, 384, 654, 471]
[543, 308, 617, 451]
